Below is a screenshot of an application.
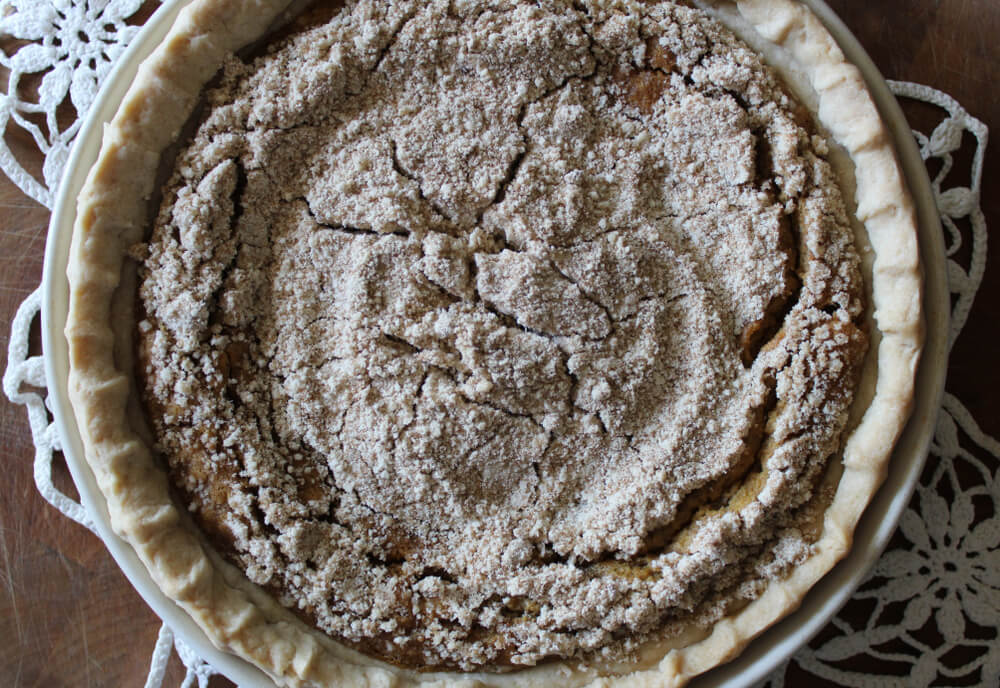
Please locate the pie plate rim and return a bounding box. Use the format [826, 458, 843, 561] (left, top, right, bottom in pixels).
[39, 1, 948, 686]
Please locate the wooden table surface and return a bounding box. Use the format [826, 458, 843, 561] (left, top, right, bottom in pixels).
[1, 2, 998, 686]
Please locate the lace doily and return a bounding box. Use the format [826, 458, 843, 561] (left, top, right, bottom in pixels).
[0, 0, 144, 208]
[2, 3, 995, 686]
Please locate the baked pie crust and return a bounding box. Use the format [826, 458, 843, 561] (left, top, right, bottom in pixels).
[66, 0, 923, 685]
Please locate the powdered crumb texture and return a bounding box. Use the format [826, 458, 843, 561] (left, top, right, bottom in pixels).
[137, 0, 866, 671]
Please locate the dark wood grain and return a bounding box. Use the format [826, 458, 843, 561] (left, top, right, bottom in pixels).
[1, 3, 997, 687]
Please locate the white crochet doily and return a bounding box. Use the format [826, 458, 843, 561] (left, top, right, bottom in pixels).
[1, 2, 995, 686]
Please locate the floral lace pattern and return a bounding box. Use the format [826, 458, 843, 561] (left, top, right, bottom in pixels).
[2, 3, 996, 687]
[0, 0, 145, 207]
[760, 395, 1000, 687]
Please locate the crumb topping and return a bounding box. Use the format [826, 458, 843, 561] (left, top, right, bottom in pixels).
[138, 0, 866, 670]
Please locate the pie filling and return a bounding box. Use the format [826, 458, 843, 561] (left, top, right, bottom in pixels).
[136, 0, 867, 671]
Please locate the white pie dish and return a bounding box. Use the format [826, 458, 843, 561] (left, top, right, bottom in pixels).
[40, 1, 948, 686]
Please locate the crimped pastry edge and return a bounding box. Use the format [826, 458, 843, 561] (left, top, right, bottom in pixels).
[64, 1, 923, 686]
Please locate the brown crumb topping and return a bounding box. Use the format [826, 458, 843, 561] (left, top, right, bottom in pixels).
[137, 0, 866, 671]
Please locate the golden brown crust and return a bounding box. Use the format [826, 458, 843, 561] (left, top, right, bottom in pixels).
[65, 1, 922, 686]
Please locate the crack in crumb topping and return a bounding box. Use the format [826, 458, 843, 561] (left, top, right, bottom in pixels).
[137, 0, 867, 671]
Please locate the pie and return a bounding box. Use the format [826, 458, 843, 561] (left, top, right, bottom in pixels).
[65, 0, 923, 685]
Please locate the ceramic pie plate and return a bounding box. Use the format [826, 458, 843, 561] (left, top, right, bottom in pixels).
[40, 1, 948, 686]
